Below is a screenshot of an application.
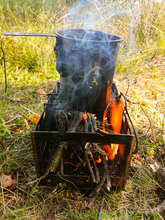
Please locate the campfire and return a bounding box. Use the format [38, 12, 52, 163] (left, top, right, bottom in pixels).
[31, 29, 135, 205]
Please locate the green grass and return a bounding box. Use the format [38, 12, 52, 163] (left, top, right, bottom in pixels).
[0, 0, 165, 219]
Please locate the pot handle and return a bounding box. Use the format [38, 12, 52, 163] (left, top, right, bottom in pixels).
[1, 32, 57, 92]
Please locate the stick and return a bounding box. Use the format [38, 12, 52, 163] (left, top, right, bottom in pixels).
[71, 145, 85, 165]
[85, 145, 96, 183]
[20, 104, 38, 115]
[87, 151, 100, 183]
[97, 196, 105, 220]
[101, 154, 111, 191]
[87, 172, 106, 209]
[41, 111, 82, 180]
[142, 200, 165, 217]
[60, 156, 64, 175]
[92, 158, 100, 183]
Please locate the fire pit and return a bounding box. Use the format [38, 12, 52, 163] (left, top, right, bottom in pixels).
[31, 82, 135, 189]
[30, 29, 135, 195]
[1, 29, 135, 198]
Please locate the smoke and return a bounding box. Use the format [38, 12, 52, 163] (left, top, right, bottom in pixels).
[52, 0, 143, 114]
[62, 0, 142, 51]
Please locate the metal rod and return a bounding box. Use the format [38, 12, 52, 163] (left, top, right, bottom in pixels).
[1, 32, 57, 92]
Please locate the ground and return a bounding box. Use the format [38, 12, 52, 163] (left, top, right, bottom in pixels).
[0, 56, 165, 219]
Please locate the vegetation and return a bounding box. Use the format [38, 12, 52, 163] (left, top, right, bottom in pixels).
[0, 0, 165, 219]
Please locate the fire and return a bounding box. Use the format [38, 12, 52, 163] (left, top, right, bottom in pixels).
[110, 92, 124, 134]
[99, 92, 124, 162]
[95, 155, 102, 164]
[83, 110, 88, 120]
[102, 144, 119, 161]
[106, 83, 110, 105]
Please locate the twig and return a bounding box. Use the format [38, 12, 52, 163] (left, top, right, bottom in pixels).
[92, 143, 107, 156]
[5, 115, 21, 124]
[85, 144, 96, 183]
[92, 157, 100, 183]
[101, 155, 111, 191]
[60, 156, 64, 175]
[87, 150, 100, 183]
[87, 172, 106, 209]
[97, 196, 105, 220]
[95, 128, 110, 135]
[20, 104, 38, 115]
[0, 173, 6, 214]
[41, 111, 82, 180]
[142, 200, 165, 217]
[71, 145, 85, 165]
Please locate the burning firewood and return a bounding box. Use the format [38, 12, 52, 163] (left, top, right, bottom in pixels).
[41, 111, 82, 180]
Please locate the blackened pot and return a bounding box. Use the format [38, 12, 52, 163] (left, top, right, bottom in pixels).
[54, 28, 123, 113]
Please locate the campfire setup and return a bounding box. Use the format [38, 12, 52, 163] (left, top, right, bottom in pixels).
[30, 29, 136, 195]
[1, 28, 136, 204]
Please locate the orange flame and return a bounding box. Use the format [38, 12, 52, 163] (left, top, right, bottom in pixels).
[84, 110, 88, 120]
[100, 93, 125, 161]
[110, 93, 124, 134]
[95, 155, 102, 163]
[102, 144, 119, 161]
[106, 84, 110, 105]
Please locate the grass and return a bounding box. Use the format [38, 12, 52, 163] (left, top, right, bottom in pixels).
[0, 0, 165, 219]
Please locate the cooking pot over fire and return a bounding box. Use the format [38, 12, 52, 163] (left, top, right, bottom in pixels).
[54, 28, 123, 114]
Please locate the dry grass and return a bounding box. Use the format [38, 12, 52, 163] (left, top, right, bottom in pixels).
[0, 58, 165, 219]
[0, 0, 165, 219]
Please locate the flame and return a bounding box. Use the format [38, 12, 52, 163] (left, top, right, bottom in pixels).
[95, 155, 102, 163]
[64, 160, 82, 167]
[106, 83, 110, 105]
[84, 110, 88, 120]
[110, 93, 124, 134]
[99, 94, 125, 161]
[102, 144, 119, 161]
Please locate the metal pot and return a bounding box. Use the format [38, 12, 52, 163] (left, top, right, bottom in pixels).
[54, 28, 123, 113]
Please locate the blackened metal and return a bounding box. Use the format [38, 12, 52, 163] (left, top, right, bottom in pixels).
[31, 82, 135, 188]
[121, 92, 138, 153]
[54, 28, 123, 114]
[1, 32, 56, 92]
[32, 131, 134, 145]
